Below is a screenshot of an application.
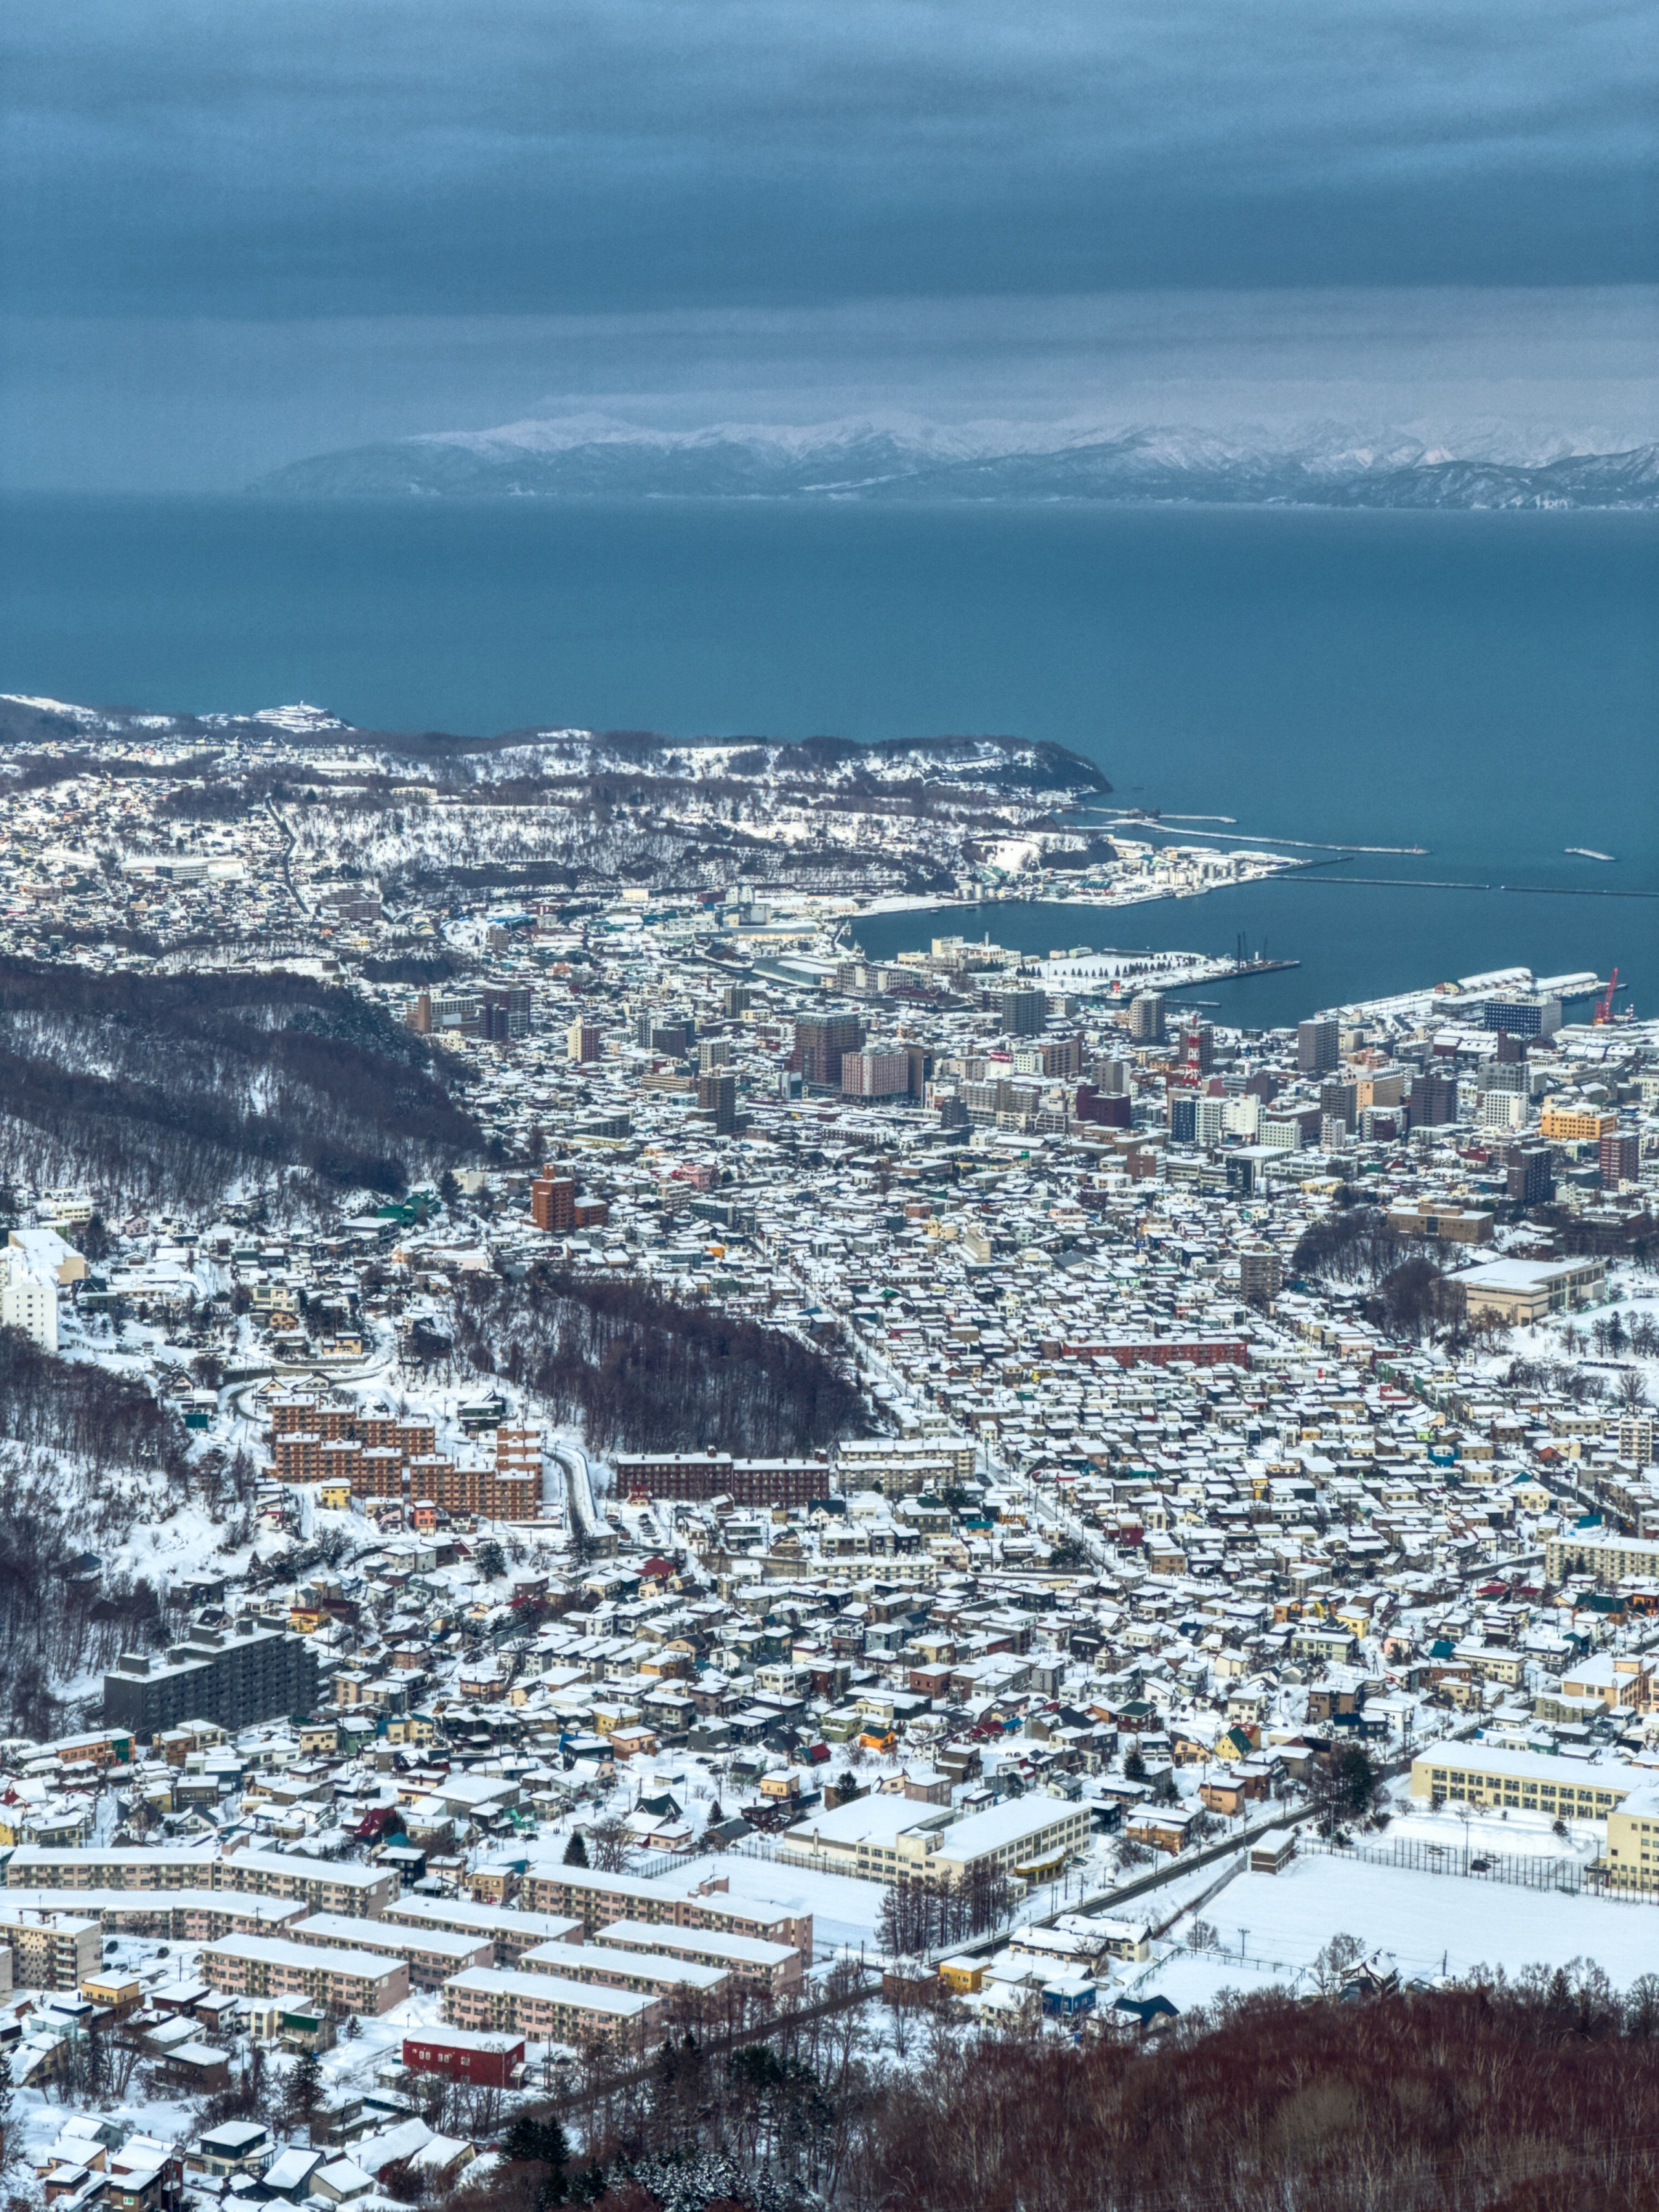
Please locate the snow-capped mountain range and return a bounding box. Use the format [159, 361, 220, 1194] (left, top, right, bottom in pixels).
[254, 412, 1659, 507]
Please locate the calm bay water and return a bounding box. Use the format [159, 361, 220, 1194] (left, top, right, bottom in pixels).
[1, 496, 1653, 1020]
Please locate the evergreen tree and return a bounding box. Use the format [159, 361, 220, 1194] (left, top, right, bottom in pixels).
[562, 1829, 589, 1866]
[283, 2047, 324, 2137]
[503, 2113, 569, 2184]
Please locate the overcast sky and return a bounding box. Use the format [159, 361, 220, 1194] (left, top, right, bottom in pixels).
[2, 0, 1654, 487]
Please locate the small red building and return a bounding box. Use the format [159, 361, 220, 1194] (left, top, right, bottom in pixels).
[402, 2029, 525, 2088]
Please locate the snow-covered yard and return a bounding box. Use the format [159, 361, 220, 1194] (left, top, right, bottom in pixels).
[1190, 1854, 1659, 1991]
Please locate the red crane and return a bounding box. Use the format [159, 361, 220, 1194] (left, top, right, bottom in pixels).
[1594, 966, 1619, 1024]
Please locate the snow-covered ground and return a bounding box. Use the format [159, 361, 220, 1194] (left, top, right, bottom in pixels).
[696, 1850, 889, 1954]
[1177, 1854, 1659, 1994]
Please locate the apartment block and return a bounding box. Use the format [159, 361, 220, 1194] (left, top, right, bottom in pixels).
[104, 1618, 318, 1737]
[0, 1906, 100, 1990]
[442, 1965, 665, 2051]
[197, 1933, 409, 2014]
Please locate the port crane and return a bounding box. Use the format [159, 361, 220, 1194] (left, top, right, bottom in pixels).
[1593, 967, 1619, 1024]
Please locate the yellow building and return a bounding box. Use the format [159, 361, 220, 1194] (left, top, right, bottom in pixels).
[1603, 1785, 1659, 1888]
[1540, 1106, 1618, 1144]
[1410, 1741, 1631, 1822]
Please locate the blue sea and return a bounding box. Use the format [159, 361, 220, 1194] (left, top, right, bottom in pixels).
[1, 496, 1653, 1023]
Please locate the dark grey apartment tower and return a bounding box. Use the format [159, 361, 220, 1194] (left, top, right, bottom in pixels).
[998, 988, 1048, 1037]
[1319, 1079, 1358, 1132]
[1297, 1019, 1340, 1074]
[1128, 992, 1165, 1043]
[104, 1617, 319, 1738]
[1506, 1144, 1555, 1208]
[791, 1015, 865, 1087]
[1410, 1072, 1460, 1127]
[695, 1069, 738, 1134]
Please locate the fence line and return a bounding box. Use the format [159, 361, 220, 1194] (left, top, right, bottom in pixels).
[1300, 1832, 1649, 1901]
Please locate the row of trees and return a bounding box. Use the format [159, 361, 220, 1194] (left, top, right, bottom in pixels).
[877, 1866, 1015, 1958]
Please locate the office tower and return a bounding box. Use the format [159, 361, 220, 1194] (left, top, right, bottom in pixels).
[698, 1038, 731, 1071]
[841, 1048, 910, 1098]
[1075, 1085, 1131, 1128]
[1483, 995, 1562, 1038]
[480, 986, 533, 1040]
[639, 1012, 695, 1054]
[566, 1019, 602, 1062]
[1091, 1054, 1132, 1094]
[1481, 1058, 1530, 1096]
[1128, 992, 1165, 1043]
[1194, 1094, 1228, 1147]
[1297, 1019, 1340, 1075]
[1169, 1093, 1197, 1144]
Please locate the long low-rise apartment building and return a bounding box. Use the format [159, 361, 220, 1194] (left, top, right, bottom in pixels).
[1409, 1741, 1635, 1821]
[609, 1453, 831, 1508]
[382, 1894, 585, 1966]
[198, 1933, 409, 2015]
[287, 1911, 493, 1991]
[1546, 1533, 1659, 1586]
[517, 1864, 810, 1957]
[590, 1920, 801, 1996]
[518, 1938, 729, 2003]
[6, 1846, 397, 1918]
[442, 1965, 666, 2051]
[0, 1887, 308, 1944]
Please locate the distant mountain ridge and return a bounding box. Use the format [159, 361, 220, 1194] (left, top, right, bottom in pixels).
[254, 413, 1659, 509]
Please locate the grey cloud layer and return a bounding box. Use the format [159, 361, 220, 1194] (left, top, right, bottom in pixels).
[3, 0, 1653, 315]
[6, 288, 1654, 491]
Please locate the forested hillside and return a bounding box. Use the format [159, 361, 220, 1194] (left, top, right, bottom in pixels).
[0, 962, 484, 1208]
[449, 1973, 1659, 2212]
[449, 1265, 868, 1459]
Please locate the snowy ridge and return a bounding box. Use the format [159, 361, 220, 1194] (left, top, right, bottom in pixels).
[254, 413, 1659, 507]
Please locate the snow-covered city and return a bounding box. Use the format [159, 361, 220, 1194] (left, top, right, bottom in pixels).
[0, 696, 1654, 2209]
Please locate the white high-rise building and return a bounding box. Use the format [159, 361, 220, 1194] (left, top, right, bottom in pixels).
[0, 1248, 57, 1353]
